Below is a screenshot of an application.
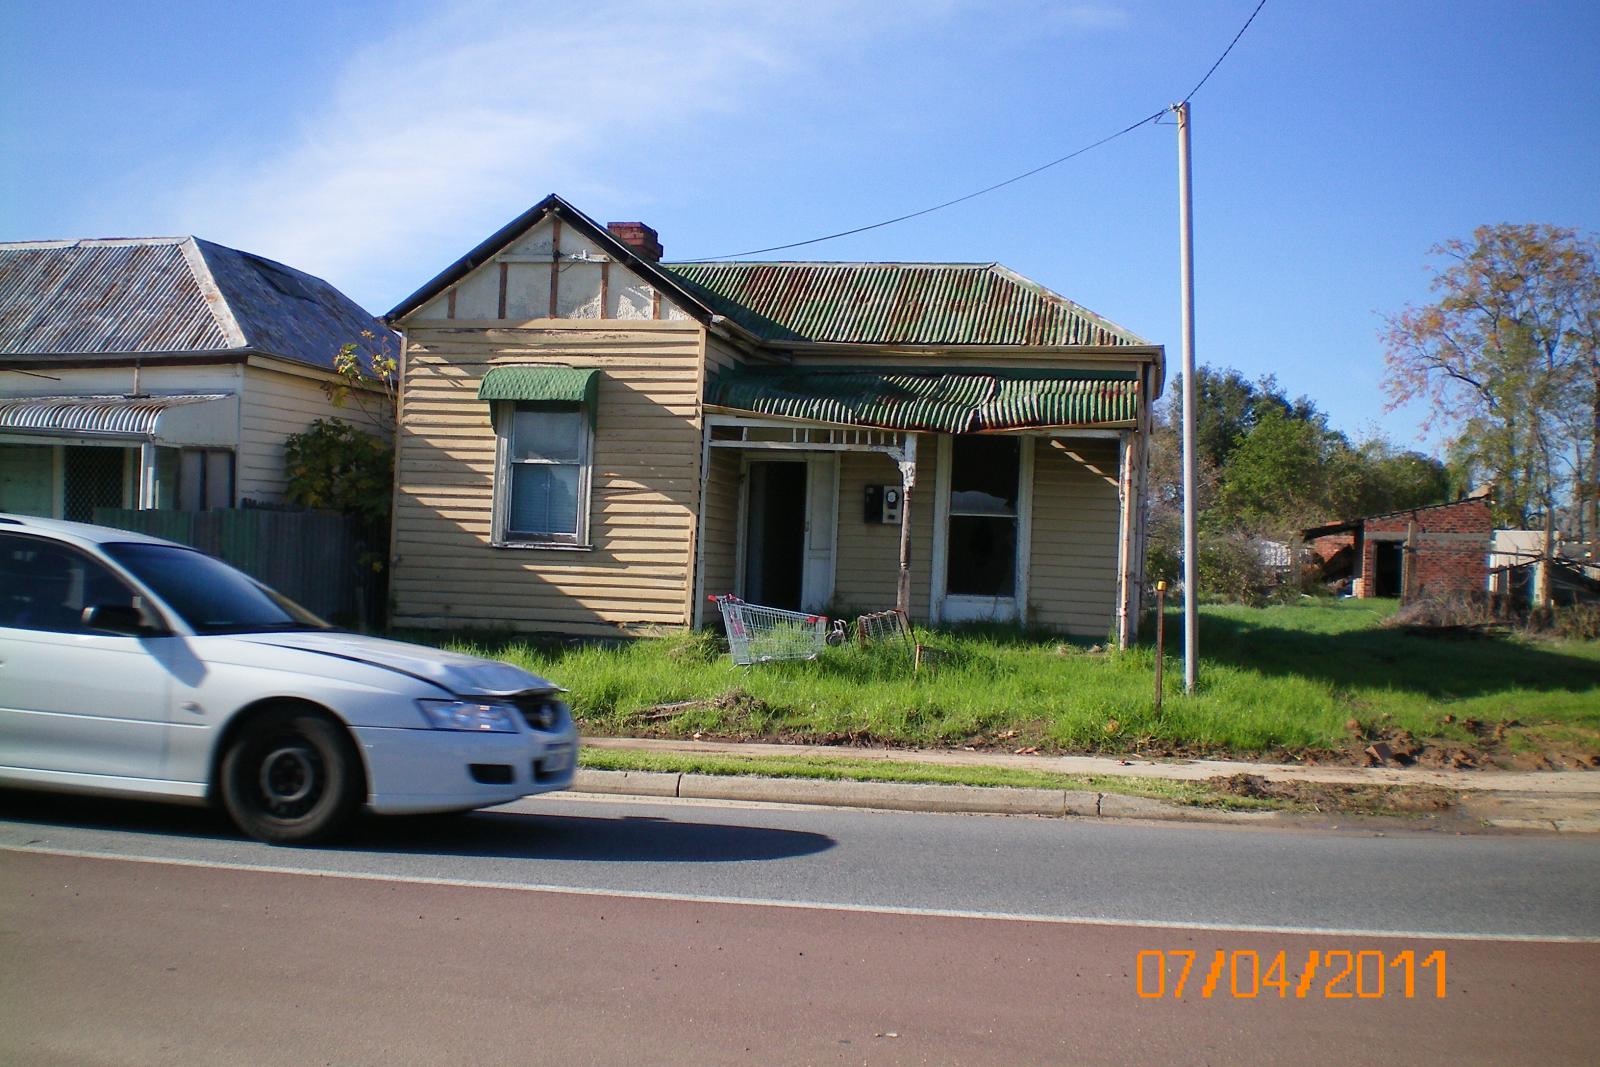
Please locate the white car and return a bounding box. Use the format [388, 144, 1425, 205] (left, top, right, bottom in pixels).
[0, 514, 578, 843]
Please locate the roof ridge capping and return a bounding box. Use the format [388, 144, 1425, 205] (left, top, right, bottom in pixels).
[0, 236, 193, 250]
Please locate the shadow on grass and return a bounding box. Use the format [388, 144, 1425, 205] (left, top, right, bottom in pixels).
[0, 789, 835, 864]
[1195, 613, 1600, 700]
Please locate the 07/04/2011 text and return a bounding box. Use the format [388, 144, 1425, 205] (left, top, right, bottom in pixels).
[1135, 949, 1447, 1000]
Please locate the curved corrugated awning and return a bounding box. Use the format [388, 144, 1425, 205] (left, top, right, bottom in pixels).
[706, 368, 1138, 434]
[477, 366, 599, 405]
[0, 393, 236, 446]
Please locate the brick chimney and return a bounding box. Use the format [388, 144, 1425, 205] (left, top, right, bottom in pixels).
[606, 221, 663, 262]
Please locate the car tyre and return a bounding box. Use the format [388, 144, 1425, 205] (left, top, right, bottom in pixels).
[220, 709, 360, 844]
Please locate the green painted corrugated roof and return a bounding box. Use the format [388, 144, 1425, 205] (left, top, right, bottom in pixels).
[708, 368, 1139, 434]
[477, 366, 599, 405]
[662, 262, 1147, 347]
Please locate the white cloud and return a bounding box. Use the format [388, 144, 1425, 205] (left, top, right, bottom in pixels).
[1055, 4, 1132, 30]
[170, 0, 882, 305]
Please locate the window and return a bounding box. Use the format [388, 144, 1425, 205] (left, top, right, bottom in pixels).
[946, 436, 1020, 597]
[177, 449, 235, 511]
[495, 401, 592, 547]
[0, 533, 138, 633]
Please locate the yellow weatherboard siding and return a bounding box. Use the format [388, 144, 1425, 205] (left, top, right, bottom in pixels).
[1030, 439, 1121, 635]
[832, 446, 937, 620]
[390, 322, 705, 634]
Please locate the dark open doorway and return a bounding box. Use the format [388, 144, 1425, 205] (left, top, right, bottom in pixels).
[1373, 541, 1404, 598]
[744, 461, 806, 610]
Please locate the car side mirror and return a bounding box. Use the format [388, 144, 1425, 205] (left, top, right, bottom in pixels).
[82, 603, 161, 636]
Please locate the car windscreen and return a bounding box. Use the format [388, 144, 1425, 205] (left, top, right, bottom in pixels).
[103, 542, 330, 635]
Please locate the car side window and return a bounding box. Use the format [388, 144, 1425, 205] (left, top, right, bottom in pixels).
[0, 533, 138, 634]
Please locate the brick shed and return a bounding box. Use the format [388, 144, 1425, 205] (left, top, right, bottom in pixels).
[1304, 496, 1493, 600]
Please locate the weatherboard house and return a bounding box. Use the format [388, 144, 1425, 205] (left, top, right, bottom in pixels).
[0, 237, 388, 520]
[385, 195, 1164, 644]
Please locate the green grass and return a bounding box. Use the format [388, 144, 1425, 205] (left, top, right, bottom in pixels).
[577, 747, 1274, 809]
[408, 599, 1600, 758]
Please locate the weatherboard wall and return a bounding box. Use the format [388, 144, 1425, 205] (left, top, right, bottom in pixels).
[1029, 439, 1121, 635]
[389, 321, 705, 634]
[236, 361, 364, 504]
[832, 446, 937, 620]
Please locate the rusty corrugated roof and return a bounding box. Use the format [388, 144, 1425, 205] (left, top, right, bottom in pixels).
[708, 367, 1139, 433]
[664, 262, 1147, 347]
[0, 238, 389, 370]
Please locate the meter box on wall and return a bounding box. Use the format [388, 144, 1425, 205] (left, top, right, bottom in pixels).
[863, 484, 902, 524]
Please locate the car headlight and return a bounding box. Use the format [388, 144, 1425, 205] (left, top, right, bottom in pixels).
[523, 698, 569, 732]
[417, 699, 519, 733]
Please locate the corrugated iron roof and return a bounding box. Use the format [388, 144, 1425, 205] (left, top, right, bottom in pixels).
[0, 238, 389, 371]
[0, 393, 231, 436]
[664, 262, 1147, 347]
[708, 367, 1138, 434]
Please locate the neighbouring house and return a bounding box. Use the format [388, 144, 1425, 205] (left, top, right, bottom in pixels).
[1489, 530, 1600, 608]
[1303, 494, 1493, 599]
[0, 237, 389, 520]
[385, 194, 1164, 643]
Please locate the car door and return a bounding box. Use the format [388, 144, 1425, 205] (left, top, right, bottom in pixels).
[0, 532, 175, 781]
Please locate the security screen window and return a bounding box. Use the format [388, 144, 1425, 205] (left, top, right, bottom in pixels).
[946, 436, 1019, 596]
[497, 401, 591, 546]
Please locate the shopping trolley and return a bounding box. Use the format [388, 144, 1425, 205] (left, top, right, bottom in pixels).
[708, 594, 829, 665]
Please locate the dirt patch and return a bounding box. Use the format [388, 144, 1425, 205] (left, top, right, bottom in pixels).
[1210, 773, 1458, 815]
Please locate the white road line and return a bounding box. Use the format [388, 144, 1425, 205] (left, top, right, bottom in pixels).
[6, 842, 1599, 945]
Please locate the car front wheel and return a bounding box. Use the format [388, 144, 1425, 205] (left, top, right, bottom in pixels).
[220, 709, 360, 844]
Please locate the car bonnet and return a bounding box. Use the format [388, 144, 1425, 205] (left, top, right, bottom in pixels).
[232, 631, 562, 698]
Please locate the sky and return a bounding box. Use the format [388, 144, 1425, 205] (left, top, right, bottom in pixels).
[3, 0, 1597, 451]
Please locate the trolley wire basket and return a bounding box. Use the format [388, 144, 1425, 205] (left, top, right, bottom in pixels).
[708, 595, 829, 665]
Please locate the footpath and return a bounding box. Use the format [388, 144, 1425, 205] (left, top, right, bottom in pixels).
[573, 736, 1600, 833]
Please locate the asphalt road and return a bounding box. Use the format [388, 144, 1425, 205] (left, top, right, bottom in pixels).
[3, 790, 1598, 1065]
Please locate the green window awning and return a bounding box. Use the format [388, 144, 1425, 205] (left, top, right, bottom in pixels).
[477, 366, 599, 406]
[706, 368, 1139, 434]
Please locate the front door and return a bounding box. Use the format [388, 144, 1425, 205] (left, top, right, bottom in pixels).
[741, 455, 837, 613]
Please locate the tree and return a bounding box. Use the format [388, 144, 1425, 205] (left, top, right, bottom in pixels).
[1383, 224, 1600, 603]
[283, 418, 392, 525]
[1147, 365, 1453, 602]
[325, 328, 399, 434]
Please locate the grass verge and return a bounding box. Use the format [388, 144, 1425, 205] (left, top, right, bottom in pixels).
[418, 600, 1600, 764]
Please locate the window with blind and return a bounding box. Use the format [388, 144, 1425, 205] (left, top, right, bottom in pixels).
[494, 401, 592, 547]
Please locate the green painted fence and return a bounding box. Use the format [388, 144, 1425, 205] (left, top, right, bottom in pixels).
[92, 508, 382, 627]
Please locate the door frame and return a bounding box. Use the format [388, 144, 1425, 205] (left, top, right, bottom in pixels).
[733, 453, 838, 612]
[929, 435, 1033, 625]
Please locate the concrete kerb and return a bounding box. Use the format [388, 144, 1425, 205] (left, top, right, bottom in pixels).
[573, 769, 1278, 825]
[572, 752, 1600, 831]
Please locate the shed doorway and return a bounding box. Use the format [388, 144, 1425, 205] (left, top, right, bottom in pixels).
[1373, 541, 1404, 598]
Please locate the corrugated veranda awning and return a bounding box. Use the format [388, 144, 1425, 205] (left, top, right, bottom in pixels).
[477, 366, 599, 406]
[706, 368, 1139, 434]
[0, 393, 235, 446]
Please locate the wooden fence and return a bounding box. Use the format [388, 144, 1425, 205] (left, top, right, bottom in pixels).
[92, 508, 382, 627]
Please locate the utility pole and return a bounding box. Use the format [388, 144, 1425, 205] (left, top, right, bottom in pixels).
[1175, 100, 1199, 694]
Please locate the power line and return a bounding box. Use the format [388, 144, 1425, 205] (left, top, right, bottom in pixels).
[697, 110, 1166, 260]
[1182, 0, 1269, 103]
[694, 0, 1268, 261]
